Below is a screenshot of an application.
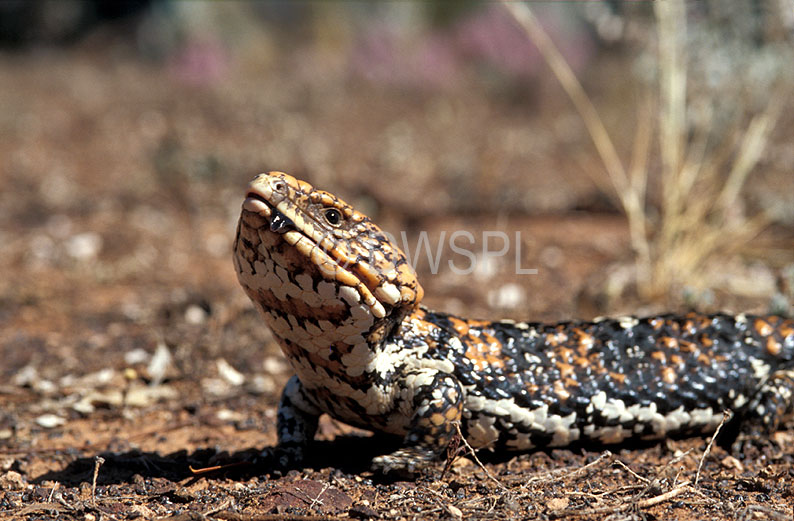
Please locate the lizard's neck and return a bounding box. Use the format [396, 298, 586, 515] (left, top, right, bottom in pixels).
[265, 301, 407, 387]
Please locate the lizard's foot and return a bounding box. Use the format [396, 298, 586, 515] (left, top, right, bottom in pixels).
[370, 371, 464, 476]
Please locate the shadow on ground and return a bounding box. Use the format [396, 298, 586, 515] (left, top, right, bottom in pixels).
[32, 434, 404, 486]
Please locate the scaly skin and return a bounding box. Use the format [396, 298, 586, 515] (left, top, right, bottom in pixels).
[233, 171, 794, 474]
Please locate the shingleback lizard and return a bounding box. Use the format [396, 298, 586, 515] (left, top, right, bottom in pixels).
[233, 171, 794, 474]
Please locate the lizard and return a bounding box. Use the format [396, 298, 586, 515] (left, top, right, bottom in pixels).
[233, 171, 794, 474]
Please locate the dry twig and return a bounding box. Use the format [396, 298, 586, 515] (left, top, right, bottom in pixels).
[555, 481, 693, 518]
[91, 456, 105, 506]
[695, 409, 732, 486]
[451, 421, 507, 490]
[46, 482, 60, 503]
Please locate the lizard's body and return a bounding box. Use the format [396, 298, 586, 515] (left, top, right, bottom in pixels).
[233, 172, 794, 473]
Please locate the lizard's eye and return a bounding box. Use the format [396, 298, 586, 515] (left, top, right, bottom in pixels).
[324, 208, 343, 226]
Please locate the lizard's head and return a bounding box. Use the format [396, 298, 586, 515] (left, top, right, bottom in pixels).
[234, 172, 423, 374]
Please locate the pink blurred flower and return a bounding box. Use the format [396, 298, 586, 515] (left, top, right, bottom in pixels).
[170, 37, 229, 86]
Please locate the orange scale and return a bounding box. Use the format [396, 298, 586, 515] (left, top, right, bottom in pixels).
[754, 318, 774, 337]
[766, 336, 782, 357]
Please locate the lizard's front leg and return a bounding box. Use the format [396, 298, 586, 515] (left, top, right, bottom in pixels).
[265, 375, 322, 469]
[373, 369, 464, 474]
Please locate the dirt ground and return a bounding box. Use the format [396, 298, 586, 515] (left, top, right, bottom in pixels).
[1, 19, 794, 521]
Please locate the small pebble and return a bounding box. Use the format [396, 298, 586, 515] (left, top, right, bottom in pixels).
[184, 304, 208, 325]
[263, 356, 288, 375]
[124, 384, 178, 407]
[0, 470, 27, 491]
[65, 232, 102, 261]
[35, 414, 65, 429]
[124, 348, 150, 365]
[147, 341, 172, 386]
[216, 409, 243, 422]
[247, 374, 276, 395]
[217, 358, 245, 386]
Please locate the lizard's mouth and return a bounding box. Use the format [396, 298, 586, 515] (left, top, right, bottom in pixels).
[243, 192, 296, 234]
[242, 190, 271, 216]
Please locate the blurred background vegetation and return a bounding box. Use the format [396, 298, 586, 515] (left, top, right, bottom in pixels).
[1, 0, 793, 323]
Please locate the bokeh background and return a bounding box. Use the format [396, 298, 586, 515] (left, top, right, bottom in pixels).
[1, 1, 793, 518]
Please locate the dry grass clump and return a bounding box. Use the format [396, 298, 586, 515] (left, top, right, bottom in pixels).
[503, 0, 788, 302]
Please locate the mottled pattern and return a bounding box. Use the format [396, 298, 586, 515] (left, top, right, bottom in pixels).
[234, 172, 794, 474]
